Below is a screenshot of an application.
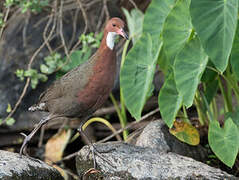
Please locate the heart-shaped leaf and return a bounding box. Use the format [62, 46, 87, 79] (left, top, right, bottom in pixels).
[122, 8, 144, 44]
[121, 34, 162, 120]
[208, 118, 239, 167]
[169, 120, 200, 146]
[162, 0, 192, 65]
[174, 37, 208, 107]
[190, 0, 238, 73]
[158, 71, 183, 128]
[231, 20, 239, 80]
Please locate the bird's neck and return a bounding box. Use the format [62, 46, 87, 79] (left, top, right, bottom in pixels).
[100, 31, 117, 51]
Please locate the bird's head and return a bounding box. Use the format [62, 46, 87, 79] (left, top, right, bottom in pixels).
[104, 17, 128, 50]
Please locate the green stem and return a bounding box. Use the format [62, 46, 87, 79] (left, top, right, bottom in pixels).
[206, 66, 239, 104]
[212, 98, 218, 121]
[218, 78, 230, 113]
[225, 66, 233, 112]
[110, 93, 128, 140]
[200, 91, 214, 122]
[194, 91, 206, 125]
[182, 105, 190, 123]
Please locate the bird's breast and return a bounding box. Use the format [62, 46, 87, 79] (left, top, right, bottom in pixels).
[77, 50, 116, 111]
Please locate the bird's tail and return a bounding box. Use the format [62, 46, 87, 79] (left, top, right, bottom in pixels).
[28, 103, 46, 112]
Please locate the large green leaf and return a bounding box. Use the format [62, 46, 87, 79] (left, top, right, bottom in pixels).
[158, 72, 183, 128]
[162, 0, 192, 66]
[231, 21, 239, 80]
[225, 107, 239, 127]
[174, 37, 208, 107]
[190, 0, 238, 73]
[121, 34, 162, 120]
[122, 8, 144, 44]
[120, 0, 173, 120]
[143, 0, 175, 54]
[143, 0, 175, 37]
[208, 118, 239, 167]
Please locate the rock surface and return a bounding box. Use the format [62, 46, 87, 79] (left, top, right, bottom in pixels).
[0, 150, 63, 180]
[76, 142, 236, 180]
[135, 120, 207, 162]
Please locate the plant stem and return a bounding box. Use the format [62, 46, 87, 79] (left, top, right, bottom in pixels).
[212, 98, 218, 120]
[109, 93, 128, 140]
[182, 105, 190, 123]
[218, 78, 230, 113]
[194, 91, 206, 125]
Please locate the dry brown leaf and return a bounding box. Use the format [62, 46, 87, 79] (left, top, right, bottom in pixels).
[45, 129, 71, 163]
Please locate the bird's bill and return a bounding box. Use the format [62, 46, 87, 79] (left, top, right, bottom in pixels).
[117, 28, 129, 40]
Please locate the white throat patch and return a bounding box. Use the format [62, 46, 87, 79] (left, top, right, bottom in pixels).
[106, 32, 117, 50]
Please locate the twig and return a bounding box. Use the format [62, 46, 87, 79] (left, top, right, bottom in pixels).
[55, 151, 78, 164]
[98, 108, 160, 143]
[103, 0, 110, 21]
[0, 5, 57, 126]
[22, 11, 30, 48]
[68, 8, 79, 49]
[43, 14, 54, 54]
[54, 0, 72, 72]
[129, 0, 138, 9]
[68, 0, 89, 53]
[77, 0, 88, 35]
[96, 3, 105, 32]
[0, 6, 10, 40]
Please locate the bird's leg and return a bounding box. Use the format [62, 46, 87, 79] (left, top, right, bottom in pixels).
[77, 121, 98, 168]
[77, 121, 114, 169]
[20, 115, 52, 156]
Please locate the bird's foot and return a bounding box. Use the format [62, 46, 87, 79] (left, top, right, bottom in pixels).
[19, 132, 32, 156]
[88, 143, 115, 169]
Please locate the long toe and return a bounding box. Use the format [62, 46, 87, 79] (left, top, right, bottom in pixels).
[89, 144, 115, 169]
[19, 134, 31, 156]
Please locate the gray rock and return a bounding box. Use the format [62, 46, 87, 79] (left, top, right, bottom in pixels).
[135, 120, 207, 162]
[76, 142, 236, 180]
[0, 150, 63, 180]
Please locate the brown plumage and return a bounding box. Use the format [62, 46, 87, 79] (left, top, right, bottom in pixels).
[20, 17, 128, 157]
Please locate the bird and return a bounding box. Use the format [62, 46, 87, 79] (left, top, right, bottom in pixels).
[20, 17, 128, 164]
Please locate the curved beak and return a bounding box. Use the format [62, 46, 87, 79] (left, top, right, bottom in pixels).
[117, 28, 129, 40]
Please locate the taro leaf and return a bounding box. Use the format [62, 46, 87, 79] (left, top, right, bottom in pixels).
[121, 34, 162, 120]
[225, 108, 239, 127]
[56, 50, 89, 78]
[61, 50, 88, 73]
[162, 0, 192, 66]
[208, 118, 239, 167]
[169, 120, 200, 146]
[122, 8, 144, 44]
[157, 45, 169, 75]
[158, 72, 183, 128]
[190, 0, 238, 73]
[231, 20, 239, 80]
[204, 79, 218, 106]
[201, 60, 218, 83]
[174, 37, 208, 107]
[143, 0, 175, 37]
[143, 0, 175, 53]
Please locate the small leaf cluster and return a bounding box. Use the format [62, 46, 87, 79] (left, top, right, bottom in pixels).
[15, 68, 48, 89]
[4, 0, 49, 13]
[15, 32, 102, 89]
[0, 103, 15, 126]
